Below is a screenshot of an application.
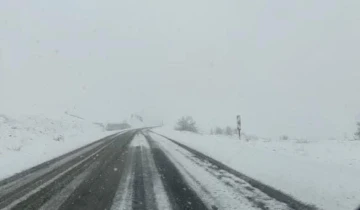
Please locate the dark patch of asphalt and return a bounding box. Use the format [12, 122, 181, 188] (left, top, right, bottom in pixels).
[0, 132, 120, 187]
[145, 135, 209, 210]
[0, 131, 137, 210]
[57, 131, 135, 210]
[0, 133, 123, 209]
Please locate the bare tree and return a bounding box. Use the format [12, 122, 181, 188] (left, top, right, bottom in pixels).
[215, 127, 223, 135]
[224, 126, 233, 136]
[355, 122, 360, 140]
[279, 135, 289, 140]
[175, 116, 198, 133]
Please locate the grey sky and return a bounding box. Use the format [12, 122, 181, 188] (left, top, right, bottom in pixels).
[1, 0, 360, 140]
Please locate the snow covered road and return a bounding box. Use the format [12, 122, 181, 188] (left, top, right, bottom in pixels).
[0, 130, 320, 210]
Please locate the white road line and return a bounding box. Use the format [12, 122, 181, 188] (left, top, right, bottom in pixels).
[111, 133, 172, 210]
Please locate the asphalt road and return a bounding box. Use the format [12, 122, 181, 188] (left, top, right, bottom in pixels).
[0, 129, 318, 210]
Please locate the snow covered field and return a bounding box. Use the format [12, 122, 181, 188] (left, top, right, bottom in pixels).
[153, 127, 360, 210]
[0, 114, 119, 180]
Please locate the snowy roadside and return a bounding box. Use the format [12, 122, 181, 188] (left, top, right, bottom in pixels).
[152, 127, 360, 210]
[0, 115, 122, 180]
[150, 133, 296, 210]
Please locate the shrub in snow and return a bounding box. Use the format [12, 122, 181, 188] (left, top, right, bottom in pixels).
[279, 135, 289, 140]
[355, 122, 360, 140]
[295, 138, 309, 144]
[233, 128, 238, 134]
[241, 133, 259, 141]
[215, 127, 223, 135]
[224, 126, 233, 136]
[53, 135, 64, 141]
[175, 116, 198, 133]
[7, 145, 22, 151]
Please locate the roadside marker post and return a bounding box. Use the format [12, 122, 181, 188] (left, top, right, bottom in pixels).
[237, 115, 241, 140]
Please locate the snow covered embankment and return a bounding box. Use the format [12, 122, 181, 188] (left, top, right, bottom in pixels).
[0, 115, 116, 180]
[153, 127, 360, 210]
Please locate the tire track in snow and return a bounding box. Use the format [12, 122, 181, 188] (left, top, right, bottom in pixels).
[110, 146, 135, 210]
[170, 142, 290, 210]
[140, 137, 171, 210]
[151, 132, 319, 210]
[110, 133, 171, 210]
[133, 146, 146, 210]
[146, 135, 209, 210]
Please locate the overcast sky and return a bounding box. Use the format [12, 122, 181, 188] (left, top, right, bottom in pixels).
[1, 0, 360, 140]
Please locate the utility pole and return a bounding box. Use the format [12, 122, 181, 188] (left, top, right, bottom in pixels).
[236, 115, 241, 140]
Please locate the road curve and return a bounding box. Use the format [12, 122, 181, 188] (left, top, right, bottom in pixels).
[0, 129, 319, 210]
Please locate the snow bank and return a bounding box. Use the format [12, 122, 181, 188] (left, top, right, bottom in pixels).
[153, 126, 360, 210]
[0, 114, 118, 180]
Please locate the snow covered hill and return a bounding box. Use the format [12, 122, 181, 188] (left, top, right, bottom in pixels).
[0, 114, 117, 180]
[153, 127, 360, 210]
